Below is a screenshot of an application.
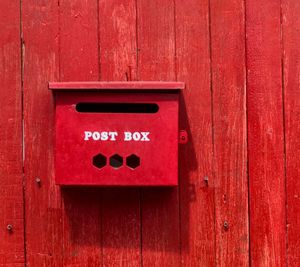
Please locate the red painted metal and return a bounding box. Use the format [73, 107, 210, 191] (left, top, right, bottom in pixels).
[50, 83, 183, 186]
[49, 81, 185, 90]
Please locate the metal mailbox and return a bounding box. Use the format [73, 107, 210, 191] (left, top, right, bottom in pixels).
[49, 81, 185, 186]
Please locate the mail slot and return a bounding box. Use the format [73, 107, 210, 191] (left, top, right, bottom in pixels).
[49, 81, 185, 186]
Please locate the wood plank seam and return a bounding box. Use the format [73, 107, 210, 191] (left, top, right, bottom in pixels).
[135, 0, 139, 81]
[58, 3, 64, 264]
[282, 1, 300, 265]
[244, 0, 251, 266]
[97, 2, 104, 265]
[139, 190, 143, 267]
[58, 0, 61, 85]
[173, 1, 182, 265]
[20, 0, 27, 263]
[136, 2, 143, 265]
[100, 193, 104, 267]
[208, 0, 217, 266]
[280, 1, 289, 265]
[97, 0, 101, 81]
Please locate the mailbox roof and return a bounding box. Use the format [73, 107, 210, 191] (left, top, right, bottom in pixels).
[49, 81, 185, 90]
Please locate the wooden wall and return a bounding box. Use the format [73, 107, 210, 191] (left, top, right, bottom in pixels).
[0, 0, 299, 266]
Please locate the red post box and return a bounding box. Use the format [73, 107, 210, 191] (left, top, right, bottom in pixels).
[49, 81, 185, 186]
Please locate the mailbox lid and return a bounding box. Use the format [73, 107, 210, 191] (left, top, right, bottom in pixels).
[49, 81, 185, 91]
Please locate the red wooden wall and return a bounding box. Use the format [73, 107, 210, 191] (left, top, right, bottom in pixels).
[0, 0, 299, 266]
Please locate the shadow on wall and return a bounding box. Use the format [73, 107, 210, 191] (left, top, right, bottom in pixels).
[61, 92, 198, 253]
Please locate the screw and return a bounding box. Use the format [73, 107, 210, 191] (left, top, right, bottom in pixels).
[223, 221, 229, 231]
[35, 177, 41, 186]
[204, 176, 209, 186]
[7, 224, 13, 232]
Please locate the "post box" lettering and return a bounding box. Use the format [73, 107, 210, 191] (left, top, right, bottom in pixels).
[124, 132, 150, 141]
[84, 131, 150, 141]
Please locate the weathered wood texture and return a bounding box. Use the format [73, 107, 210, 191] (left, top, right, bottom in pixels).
[22, 1, 62, 266]
[59, 1, 102, 265]
[99, 1, 141, 266]
[246, 0, 286, 266]
[0, 1, 24, 265]
[137, 1, 180, 267]
[176, 0, 215, 266]
[282, 1, 300, 266]
[1, 0, 299, 266]
[211, 0, 249, 266]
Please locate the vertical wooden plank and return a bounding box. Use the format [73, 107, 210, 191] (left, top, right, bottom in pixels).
[137, 0, 176, 81]
[60, 0, 99, 81]
[175, 0, 215, 266]
[137, 1, 180, 266]
[246, 0, 286, 266]
[99, 1, 141, 266]
[282, 1, 300, 266]
[59, 0, 101, 265]
[99, 0, 137, 81]
[210, 0, 248, 266]
[101, 188, 140, 267]
[22, 1, 62, 266]
[0, 1, 24, 265]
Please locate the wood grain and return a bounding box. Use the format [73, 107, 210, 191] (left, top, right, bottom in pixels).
[282, 1, 300, 266]
[59, 0, 101, 265]
[210, 0, 249, 266]
[246, 0, 287, 266]
[99, 1, 141, 266]
[10, 0, 300, 265]
[0, 0, 24, 265]
[60, 0, 99, 81]
[137, 0, 180, 266]
[22, 1, 62, 265]
[175, 0, 215, 266]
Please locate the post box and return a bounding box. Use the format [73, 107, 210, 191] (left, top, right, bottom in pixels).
[49, 81, 185, 186]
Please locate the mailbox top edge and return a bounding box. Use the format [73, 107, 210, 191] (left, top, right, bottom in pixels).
[48, 81, 185, 91]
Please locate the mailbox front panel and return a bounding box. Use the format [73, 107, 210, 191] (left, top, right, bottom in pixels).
[54, 91, 179, 186]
